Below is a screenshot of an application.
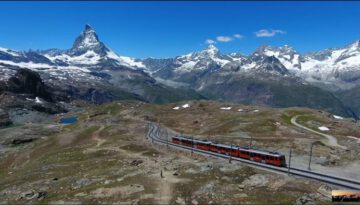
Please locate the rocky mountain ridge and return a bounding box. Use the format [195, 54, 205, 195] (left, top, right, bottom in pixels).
[0, 25, 359, 118]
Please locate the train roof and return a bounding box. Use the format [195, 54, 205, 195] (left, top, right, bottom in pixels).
[213, 143, 283, 157]
[173, 135, 211, 144]
[239, 147, 284, 157]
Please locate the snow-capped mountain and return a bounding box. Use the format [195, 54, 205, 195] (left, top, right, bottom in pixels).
[144, 44, 296, 81]
[300, 40, 360, 89]
[254, 45, 302, 72]
[0, 25, 146, 85]
[41, 24, 145, 69]
[0, 25, 200, 104]
[144, 40, 360, 92]
[141, 42, 360, 118]
[1, 24, 359, 118]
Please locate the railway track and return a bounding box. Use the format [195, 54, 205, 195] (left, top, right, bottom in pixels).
[146, 122, 360, 190]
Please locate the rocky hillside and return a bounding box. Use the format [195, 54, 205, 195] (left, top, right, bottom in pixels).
[0, 69, 68, 120]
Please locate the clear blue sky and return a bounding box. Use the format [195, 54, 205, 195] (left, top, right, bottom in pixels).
[0, 1, 359, 58]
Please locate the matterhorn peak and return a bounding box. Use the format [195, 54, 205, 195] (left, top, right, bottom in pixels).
[84, 24, 93, 32]
[70, 24, 108, 56]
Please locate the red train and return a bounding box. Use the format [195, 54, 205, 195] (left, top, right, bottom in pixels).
[172, 135, 286, 167]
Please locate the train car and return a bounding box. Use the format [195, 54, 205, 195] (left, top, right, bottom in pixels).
[172, 136, 211, 151]
[238, 148, 251, 160]
[172, 136, 181, 144]
[172, 135, 193, 147]
[239, 147, 286, 167]
[193, 139, 211, 151]
[172, 135, 286, 167]
[210, 143, 239, 157]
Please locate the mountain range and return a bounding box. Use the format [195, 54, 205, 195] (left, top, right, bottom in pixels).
[0, 25, 359, 118]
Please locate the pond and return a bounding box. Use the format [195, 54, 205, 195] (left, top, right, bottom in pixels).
[60, 117, 78, 124]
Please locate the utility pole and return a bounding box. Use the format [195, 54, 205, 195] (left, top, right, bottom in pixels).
[229, 144, 232, 163]
[250, 135, 253, 148]
[191, 136, 194, 154]
[166, 128, 169, 149]
[288, 148, 292, 175]
[151, 122, 154, 143]
[308, 143, 314, 170]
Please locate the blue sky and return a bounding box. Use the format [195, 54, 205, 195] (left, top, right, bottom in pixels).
[0, 1, 359, 58]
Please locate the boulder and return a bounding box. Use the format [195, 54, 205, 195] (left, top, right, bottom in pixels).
[130, 159, 143, 166]
[295, 194, 315, 205]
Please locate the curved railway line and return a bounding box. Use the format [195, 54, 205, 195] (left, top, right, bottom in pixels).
[146, 122, 360, 190]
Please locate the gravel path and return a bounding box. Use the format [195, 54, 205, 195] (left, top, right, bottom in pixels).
[290, 115, 347, 149]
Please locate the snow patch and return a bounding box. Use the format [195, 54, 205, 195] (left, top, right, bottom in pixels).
[0, 60, 53, 69]
[106, 50, 145, 68]
[220, 107, 232, 110]
[318, 126, 330, 131]
[172, 106, 180, 110]
[35, 97, 43, 104]
[0, 47, 21, 57]
[46, 50, 101, 65]
[182, 104, 190, 108]
[333, 115, 344, 120]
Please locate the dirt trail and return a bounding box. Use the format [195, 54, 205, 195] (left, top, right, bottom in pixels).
[290, 115, 347, 149]
[154, 170, 184, 204]
[156, 175, 173, 204]
[92, 125, 106, 147]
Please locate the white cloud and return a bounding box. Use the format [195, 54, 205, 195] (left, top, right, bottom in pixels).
[233, 34, 243, 39]
[205, 39, 216, 44]
[205, 34, 244, 44]
[216, 36, 234, 42]
[255, 29, 286, 37]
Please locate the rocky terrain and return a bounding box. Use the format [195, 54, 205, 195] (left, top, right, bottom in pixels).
[1, 100, 359, 204]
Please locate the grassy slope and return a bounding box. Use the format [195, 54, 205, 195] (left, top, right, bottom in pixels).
[199, 77, 355, 118]
[2, 100, 358, 204]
